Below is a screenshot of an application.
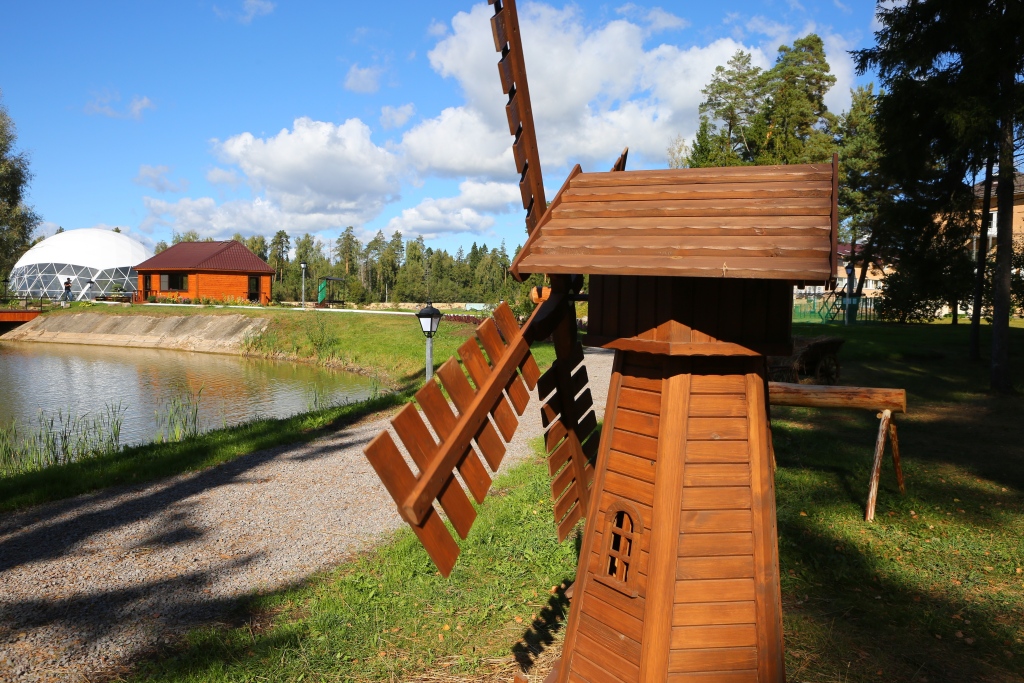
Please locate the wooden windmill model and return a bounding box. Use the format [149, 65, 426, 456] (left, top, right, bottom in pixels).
[363, 1, 842, 680]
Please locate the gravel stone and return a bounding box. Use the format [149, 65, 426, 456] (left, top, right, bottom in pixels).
[0, 348, 614, 682]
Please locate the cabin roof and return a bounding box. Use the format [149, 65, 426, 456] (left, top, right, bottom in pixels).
[511, 159, 838, 282]
[135, 241, 275, 274]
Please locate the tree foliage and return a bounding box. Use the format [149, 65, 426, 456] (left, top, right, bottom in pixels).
[671, 35, 840, 169]
[855, 0, 1024, 386]
[0, 93, 40, 277]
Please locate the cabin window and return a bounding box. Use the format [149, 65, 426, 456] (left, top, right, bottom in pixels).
[160, 274, 188, 291]
[596, 500, 644, 597]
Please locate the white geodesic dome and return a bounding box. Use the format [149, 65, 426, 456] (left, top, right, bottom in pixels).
[8, 228, 152, 300]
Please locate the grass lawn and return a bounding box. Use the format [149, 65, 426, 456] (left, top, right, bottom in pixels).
[120, 319, 1024, 683]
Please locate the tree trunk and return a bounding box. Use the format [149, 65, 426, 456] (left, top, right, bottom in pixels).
[951, 298, 959, 324]
[991, 113, 1015, 393]
[971, 156, 995, 361]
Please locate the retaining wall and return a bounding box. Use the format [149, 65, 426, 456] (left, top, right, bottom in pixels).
[0, 312, 268, 355]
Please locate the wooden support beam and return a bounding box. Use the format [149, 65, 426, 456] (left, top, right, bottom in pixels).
[890, 420, 905, 494]
[865, 409, 892, 522]
[768, 382, 906, 413]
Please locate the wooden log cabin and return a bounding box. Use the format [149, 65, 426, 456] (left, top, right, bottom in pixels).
[133, 240, 274, 304]
[509, 158, 838, 682]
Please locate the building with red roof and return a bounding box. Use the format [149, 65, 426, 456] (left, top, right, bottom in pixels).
[133, 241, 275, 304]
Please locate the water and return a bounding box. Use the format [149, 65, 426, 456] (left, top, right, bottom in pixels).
[0, 342, 377, 445]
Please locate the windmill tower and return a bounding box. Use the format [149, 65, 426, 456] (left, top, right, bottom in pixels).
[362, 1, 839, 680]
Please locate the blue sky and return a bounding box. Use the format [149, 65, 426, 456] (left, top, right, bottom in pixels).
[2, 0, 880, 257]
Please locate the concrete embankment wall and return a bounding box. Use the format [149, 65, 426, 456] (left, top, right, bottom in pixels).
[0, 313, 268, 355]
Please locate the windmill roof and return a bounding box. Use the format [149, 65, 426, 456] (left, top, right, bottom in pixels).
[511, 161, 838, 282]
[135, 241, 274, 273]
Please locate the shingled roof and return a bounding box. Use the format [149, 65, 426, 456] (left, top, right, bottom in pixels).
[134, 241, 274, 274]
[511, 158, 838, 282]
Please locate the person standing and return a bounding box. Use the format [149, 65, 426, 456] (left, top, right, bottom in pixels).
[63, 278, 72, 302]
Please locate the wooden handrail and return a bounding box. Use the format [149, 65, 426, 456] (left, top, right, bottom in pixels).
[768, 382, 906, 414]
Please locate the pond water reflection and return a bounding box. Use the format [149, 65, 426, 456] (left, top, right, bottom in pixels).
[0, 342, 376, 445]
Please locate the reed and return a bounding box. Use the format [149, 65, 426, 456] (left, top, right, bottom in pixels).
[0, 402, 127, 477]
[155, 386, 204, 443]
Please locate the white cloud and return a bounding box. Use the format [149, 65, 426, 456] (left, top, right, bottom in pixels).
[616, 4, 689, 33]
[206, 167, 242, 188]
[406, 3, 760, 177]
[427, 19, 448, 37]
[142, 196, 352, 239]
[834, 0, 852, 14]
[344, 64, 384, 93]
[144, 117, 401, 239]
[241, 0, 274, 23]
[380, 103, 416, 129]
[385, 181, 520, 238]
[134, 164, 188, 193]
[84, 91, 155, 120]
[214, 0, 274, 24]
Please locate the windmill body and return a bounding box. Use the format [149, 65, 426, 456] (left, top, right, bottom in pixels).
[511, 162, 836, 682]
[363, 2, 839, 681]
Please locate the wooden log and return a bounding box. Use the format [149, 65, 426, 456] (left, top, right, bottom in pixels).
[768, 382, 906, 413]
[865, 409, 891, 522]
[890, 421, 906, 495]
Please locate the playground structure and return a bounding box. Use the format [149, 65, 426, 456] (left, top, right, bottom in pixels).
[361, 1, 907, 680]
[315, 276, 347, 308]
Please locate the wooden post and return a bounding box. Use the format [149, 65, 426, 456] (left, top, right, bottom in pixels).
[865, 409, 891, 522]
[890, 421, 905, 494]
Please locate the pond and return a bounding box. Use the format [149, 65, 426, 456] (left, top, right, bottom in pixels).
[0, 342, 377, 445]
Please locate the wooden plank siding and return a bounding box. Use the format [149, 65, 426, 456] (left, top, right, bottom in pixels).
[560, 353, 783, 682]
[511, 162, 837, 282]
[583, 276, 793, 356]
[136, 271, 271, 304]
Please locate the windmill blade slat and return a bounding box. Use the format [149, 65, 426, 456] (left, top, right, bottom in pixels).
[414, 381, 491, 503]
[557, 499, 585, 543]
[390, 404, 476, 540]
[361, 301, 552, 575]
[436, 358, 507, 470]
[364, 431, 459, 576]
[475, 317, 533, 415]
[457, 339, 519, 441]
[545, 420, 568, 453]
[492, 304, 541, 389]
[489, 0, 546, 234]
[401, 304, 538, 525]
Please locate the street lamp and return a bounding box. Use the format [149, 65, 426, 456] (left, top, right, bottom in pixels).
[300, 261, 307, 309]
[416, 302, 443, 381]
[2, 277, 8, 304]
[844, 263, 855, 325]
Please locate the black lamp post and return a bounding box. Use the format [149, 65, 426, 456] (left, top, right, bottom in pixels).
[2, 277, 8, 304]
[300, 261, 307, 309]
[416, 302, 443, 380]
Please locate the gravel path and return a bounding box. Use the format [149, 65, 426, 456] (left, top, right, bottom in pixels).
[0, 348, 614, 682]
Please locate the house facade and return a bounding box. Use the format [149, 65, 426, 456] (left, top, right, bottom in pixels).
[973, 174, 1024, 254]
[133, 241, 274, 304]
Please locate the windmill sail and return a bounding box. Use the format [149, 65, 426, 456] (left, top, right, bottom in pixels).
[489, 0, 546, 233]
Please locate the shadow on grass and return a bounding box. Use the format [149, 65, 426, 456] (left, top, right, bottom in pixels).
[767, 321, 1024, 681]
[511, 584, 572, 671]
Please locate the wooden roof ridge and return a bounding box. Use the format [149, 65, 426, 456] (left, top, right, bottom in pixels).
[511, 155, 839, 283]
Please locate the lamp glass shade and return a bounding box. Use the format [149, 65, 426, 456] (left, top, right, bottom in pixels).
[416, 303, 442, 337]
[300, 262, 307, 270]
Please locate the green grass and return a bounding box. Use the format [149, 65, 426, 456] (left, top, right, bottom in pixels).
[131, 448, 579, 682]
[120, 319, 1024, 683]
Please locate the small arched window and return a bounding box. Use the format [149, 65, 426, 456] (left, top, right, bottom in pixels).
[596, 500, 644, 597]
